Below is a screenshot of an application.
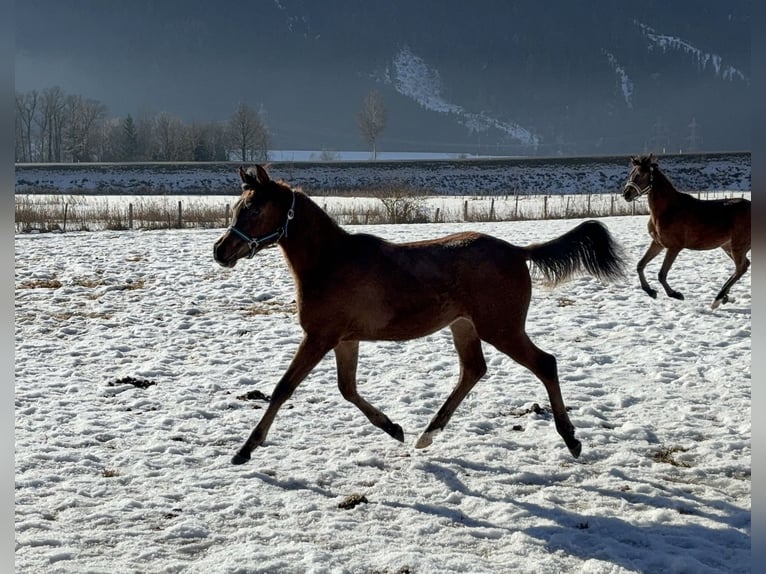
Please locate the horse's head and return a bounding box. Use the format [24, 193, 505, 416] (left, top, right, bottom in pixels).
[622, 154, 657, 202]
[213, 165, 295, 268]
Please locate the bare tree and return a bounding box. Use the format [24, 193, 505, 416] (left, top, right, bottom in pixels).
[15, 90, 37, 162]
[64, 94, 106, 162]
[357, 90, 387, 160]
[38, 86, 67, 161]
[228, 102, 270, 162]
[155, 112, 185, 161]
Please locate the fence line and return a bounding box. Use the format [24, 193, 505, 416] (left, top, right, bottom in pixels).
[14, 191, 750, 233]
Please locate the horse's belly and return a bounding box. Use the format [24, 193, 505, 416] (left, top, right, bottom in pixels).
[353, 301, 461, 342]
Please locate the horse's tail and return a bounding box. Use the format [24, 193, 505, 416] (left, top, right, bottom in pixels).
[523, 220, 626, 286]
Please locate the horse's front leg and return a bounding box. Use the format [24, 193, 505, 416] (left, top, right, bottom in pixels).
[657, 248, 684, 300]
[636, 240, 664, 298]
[231, 335, 334, 465]
[335, 340, 404, 442]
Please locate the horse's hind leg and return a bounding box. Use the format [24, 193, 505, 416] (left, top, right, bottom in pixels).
[485, 331, 581, 458]
[415, 318, 487, 449]
[657, 248, 684, 300]
[712, 247, 751, 309]
[637, 240, 664, 298]
[232, 335, 333, 465]
[335, 340, 404, 442]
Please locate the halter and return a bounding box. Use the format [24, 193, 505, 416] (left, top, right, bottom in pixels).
[227, 190, 296, 258]
[624, 166, 654, 199]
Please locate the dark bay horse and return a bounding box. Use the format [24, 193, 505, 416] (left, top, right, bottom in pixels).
[214, 165, 626, 465]
[622, 154, 751, 309]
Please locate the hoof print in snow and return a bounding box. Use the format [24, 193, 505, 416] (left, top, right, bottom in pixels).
[236, 389, 272, 402]
[338, 493, 368, 510]
[108, 376, 156, 389]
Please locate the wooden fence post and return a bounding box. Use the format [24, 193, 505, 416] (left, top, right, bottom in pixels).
[514, 194, 519, 220]
[63, 203, 68, 233]
[490, 198, 495, 221]
[129, 203, 133, 229]
[463, 200, 468, 221]
[225, 203, 230, 227]
[543, 196, 548, 219]
[177, 201, 182, 228]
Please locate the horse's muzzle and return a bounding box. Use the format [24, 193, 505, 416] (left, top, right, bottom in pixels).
[213, 234, 241, 268]
[622, 185, 641, 202]
[622, 187, 636, 202]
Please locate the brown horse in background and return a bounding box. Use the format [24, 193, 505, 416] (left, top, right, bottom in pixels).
[214, 165, 626, 465]
[622, 154, 751, 309]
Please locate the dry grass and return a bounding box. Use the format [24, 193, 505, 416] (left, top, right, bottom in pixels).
[653, 445, 691, 467]
[16, 189, 657, 233]
[18, 278, 63, 289]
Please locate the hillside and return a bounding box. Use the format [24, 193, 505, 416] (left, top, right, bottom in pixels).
[15, 152, 751, 196]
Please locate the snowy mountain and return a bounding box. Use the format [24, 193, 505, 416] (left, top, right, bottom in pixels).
[15, 0, 750, 156]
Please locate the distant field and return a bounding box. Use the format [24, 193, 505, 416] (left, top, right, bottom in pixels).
[14, 152, 751, 196]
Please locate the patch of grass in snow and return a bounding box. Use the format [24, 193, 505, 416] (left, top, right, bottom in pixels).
[653, 445, 691, 467]
[244, 300, 296, 316]
[18, 278, 63, 289]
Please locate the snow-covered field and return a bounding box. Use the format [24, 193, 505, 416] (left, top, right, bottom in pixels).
[14, 152, 750, 196]
[15, 216, 750, 573]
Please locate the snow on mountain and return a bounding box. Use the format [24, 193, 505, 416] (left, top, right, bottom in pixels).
[384, 46, 540, 147]
[635, 21, 748, 82]
[603, 50, 634, 109]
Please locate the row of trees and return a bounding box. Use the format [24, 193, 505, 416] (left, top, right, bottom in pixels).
[16, 86, 389, 164]
[14, 87, 271, 163]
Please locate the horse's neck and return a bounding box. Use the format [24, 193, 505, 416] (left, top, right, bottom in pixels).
[280, 193, 347, 277]
[649, 171, 679, 208]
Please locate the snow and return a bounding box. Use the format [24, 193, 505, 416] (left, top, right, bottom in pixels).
[602, 51, 634, 109]
[634, 21, 748, 83]
[14, 153, 751, 196]
[384, 46, 540, 146]
[15, 215, 750, 573]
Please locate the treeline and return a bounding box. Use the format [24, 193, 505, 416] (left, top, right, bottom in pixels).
[15, 86, 270, 164]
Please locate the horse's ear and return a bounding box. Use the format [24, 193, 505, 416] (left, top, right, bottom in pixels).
[630, 155, 638, 165]
[255, 165, 271, 186]
[239, 166, 257, 187]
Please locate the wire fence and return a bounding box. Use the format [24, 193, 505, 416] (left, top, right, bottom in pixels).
[14, 191, 749, 233]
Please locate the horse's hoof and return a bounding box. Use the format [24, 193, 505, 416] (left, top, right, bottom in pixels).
[711, 299, 721, 310]
[568, 439, 582, 458]
[231, 451, 251, 465]
[644, 289, 657, 299]
[415, 430, 439, 449]
[389, 424, 405, 443]
[669, 292, 684, 300]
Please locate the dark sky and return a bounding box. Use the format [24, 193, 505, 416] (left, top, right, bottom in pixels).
[15, 1, 751, 153]
[15, 1, 261, 121]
